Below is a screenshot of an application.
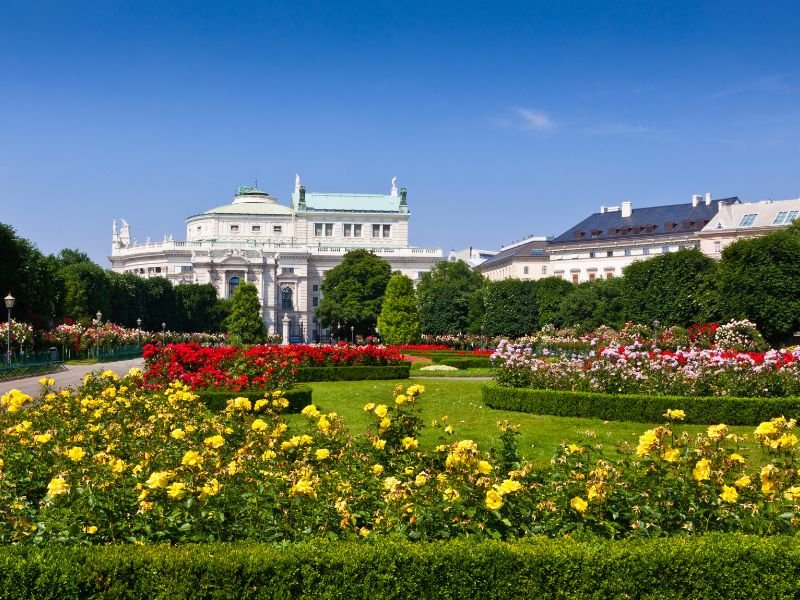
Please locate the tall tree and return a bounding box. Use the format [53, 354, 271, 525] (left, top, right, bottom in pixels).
[316, 249, 392, 337]
[60, 261, 111, 322]
[417, 260, 485, 335]
[143, 277, 178, 331]
[556, 278, 625, 331]
[481, 279, 538, 338]
[620, 249, 716, 327]
[223, 283, 266, 345]
[535, 277, 574, 328]
[716, 227, 800, 345]
[108, 271, 148, 328]
[377, 273, 420, 344]
[174, 283, 223, 332]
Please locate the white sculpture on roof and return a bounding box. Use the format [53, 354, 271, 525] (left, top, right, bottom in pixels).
[295, 173, 301, 193]
[391, 176, 398, 197]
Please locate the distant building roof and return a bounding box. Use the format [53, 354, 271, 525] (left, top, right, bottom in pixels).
[476, 237, 550, 271]
[189, 187, 293, 218]
[293, 192, 404, 213]
[703, 197, 800, 231]
[551, 197, 740, 244]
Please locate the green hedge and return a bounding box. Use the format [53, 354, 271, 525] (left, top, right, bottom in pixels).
[195, 386, 313, 413]
[1, 536, 799, 598]
[482, 383, 800, 425]
[435, 357, 493, 369]
[294, 363, 411, 382]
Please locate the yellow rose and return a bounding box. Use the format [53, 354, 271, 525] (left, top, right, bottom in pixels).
[66, 446, 86, 462]
[372, 464, 384, 475]
[251, 419, 269, 432]
[476, 460, 493, 475]
[485, 489, 504, 510]
[204, 435, 225, 449]
[34, 433, 53, 444]
[401, 437, 418, 450]
[315, 448, 331, 460]
[47, 476, 70, 497]
[663, 447, 681, 462]
[664, 408, 686, 420]
[170, 429, 186, 440]
[734, 475, 751, 489]
[167, 482, 187, 500]
[498, 479, 523, 495]
[301, 404, 321, 418]
[146, 471, 173, 489]
[719, 485, 738, 503]
[374, 404, 388, 418]
[692, 459, 711, 482]
[415, 474, 428, 487]
[181, 450, 203, 467]
[570, 496, 589, 514]
[83, 525, 98, 535]
[373, 438, 386, 450]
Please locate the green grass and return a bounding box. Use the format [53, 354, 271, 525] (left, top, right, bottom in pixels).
[290, 379, 760, 469]
[65, 358, 99, 365]
[411, 367, 494, 377]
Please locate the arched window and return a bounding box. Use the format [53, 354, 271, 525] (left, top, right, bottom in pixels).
[282, 287, 293, 310]
[228, 276, 240, 298]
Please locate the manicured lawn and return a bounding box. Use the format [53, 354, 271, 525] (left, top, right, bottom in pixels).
[292, 379, 759, 468]
[411, 367, 494, 377]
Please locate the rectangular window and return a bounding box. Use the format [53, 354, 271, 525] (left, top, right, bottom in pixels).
[230, 225, 239, 233]
[541, 265, 547, 275]
[787, 211, 799, 223]
[606, 272, 613, 279]
[354, 224, 362, 237]
[196, 226, 202, 232]
[314, 223, 323, 236]
[312, 296, 319, 307]
[572, 274, 579, 284]
[606, 250, 613, 257]
[773, 212, 788, 225]
[739, 213, 758, 227]
[251, 225, 261, 233]
[662, 245, 671, 253]
[312, 284, 319, 292]
[382, 224, 391, 237]
[523, 266, 529, 275]
[155, 267, 162, 273]
[180, 266, 193, 272]
[281, 267, 294, 274]
[372, 224, 381, 237]
[643, 247, 649, 255]
[624, 248, 631, 256]
[714, 241, 721, 253]
[343, 224, 352, 237]
[273, 225, 282, 234]
[589, 251, 597, 258]
[588, 273, 596, 282]
[325, 223, 333, 236]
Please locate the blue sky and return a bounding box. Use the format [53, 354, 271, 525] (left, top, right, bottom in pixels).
[2, 1, 799, 264]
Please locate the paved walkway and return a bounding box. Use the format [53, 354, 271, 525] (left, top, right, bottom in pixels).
[0, 358, 145, 398]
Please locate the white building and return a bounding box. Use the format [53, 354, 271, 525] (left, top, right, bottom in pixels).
[109, 177, 443, 341]
[474, 236, 551, 281]
[447, 247, 498, 268]
[699, 197, 800, 258]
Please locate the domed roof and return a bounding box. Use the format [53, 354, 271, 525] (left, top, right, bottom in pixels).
[189, 185, 294, 218]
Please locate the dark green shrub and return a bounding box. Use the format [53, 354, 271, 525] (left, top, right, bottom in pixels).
[196, 385, 313, 413]
[435, 357, 492, 369]
[483, 383, 800, 425]
[294, 364, 411, 382]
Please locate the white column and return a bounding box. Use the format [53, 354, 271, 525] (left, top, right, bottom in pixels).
[282, 314, 290, 345]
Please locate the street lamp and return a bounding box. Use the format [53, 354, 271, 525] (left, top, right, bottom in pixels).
[4, 293, 15, 365]
[162, 322, 166, 346]
[136, 318, 142, 347]
[652, 320, 661, 347]
[350, 325, 355, 345]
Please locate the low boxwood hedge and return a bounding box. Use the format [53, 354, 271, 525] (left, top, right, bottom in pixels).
[294, 363, 411, 382]
[1, 535, 799, 598]
[482, 382, 800, 425]
[195, 385, 313, 413]
[436, 357, 493, 369]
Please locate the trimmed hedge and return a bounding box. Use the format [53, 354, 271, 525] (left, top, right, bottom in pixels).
[294, 363, 411, 382]
[482, 382, 800, 425]
[436, 357, 493, 369]
[195, 385, 313, 413]
[1, 536, 800, 598]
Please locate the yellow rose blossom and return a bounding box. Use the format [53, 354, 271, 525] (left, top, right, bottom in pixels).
[692, 459, 711, 481]
[1, 390, 33, 413]
[498, 479, 523, 494]
[476, 460, 493, 475]
[728, 453, 746, 464]
[567, 444, 584, 455]
[383, 476, 401, 491]
[14, 420, 32, 433]
[761, 464, 779, 495]
[251, 419, 269, 432]
[47, 476, 70, 497]
[34, 433, 53, 444]
[200, 478, 221, 498]
[204, 435, 225, 449]
[261, 450, 276, 460]
[227, 460, 240, 475]
[485, 489, 504, 510]
[664, 408, 685, 420]
[394, 394, 406, 405]
[415, 474, 428, 487]
[167, 482, 187, 500]
[372, 464, 384, 475]
[442, 487, 460, 502]
[181, 450, 203, 467]
[315, 448, 331, 460]
[635, 429, 659, 457]
[783, 486, 800, 501]
[83, 525, 98, 535]
[359, 527, 370, 538]
[719, 485, 739, 503]
[663, 447, 681, 462]
[66, 446, 86, 462]
[735, 475, 752, 489]
[363, 403, 375, 412]
[401, 436, 419, 450]
[444, 424, 454, 434]
[571, 496, 589, 514]
[301, 404, 321, 418]
[290, 479, 317, 499]
[587, 483, 605, 502]
[379, 418, 391, 430]
[146, 471, 173, 489]
[170, 428, 186, 440]
[373, 404, 388, 418]
[254, 399, 269, 411]
[373, 438, 386, 450]
[707, 424, 728, 441]
[317, 415, 331, 433]
[774, 433, 798, 449]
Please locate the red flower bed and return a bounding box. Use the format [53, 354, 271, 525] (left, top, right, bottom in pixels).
[143, 342, 403, 391]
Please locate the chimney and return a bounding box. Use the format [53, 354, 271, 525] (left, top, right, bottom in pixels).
[600, 206, 606, 214]
[621, 201, 632, 218]
[704, 192, 712, 206]
[692, 194, 702, 207]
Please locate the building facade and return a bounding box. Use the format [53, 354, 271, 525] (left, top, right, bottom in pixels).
[109, 177, 443, 341]
[474, 237, 551, 281]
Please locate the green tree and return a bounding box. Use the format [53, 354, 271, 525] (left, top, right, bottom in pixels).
[175, 283, 223, 332]
[716, 228, 800, 345]
[556, 278, 625, 331]
[377, 273, 420, 344]
[108, 271, 147, 327]
[620, 249, 717, 327]
[60, 261, 111, 322]
[143, 277, 178, 331]
[316, 249, 392, 337]
[535, 277, 574, 328]
[223, 283, 266, 345]
[417, 260, 485, 335]
[481, 279, 537, 338]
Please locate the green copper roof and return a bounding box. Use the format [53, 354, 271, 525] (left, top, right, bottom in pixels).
[292, 192, 402, 213]
[192, 203, 293, 217]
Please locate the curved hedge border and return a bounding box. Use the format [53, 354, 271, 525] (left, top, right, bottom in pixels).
[1, 536, 799, 598]
[482, 382, 800, 425]
[436, 357, 493, 369]
[196, 385, 313, 413]
[294, 363, 411, 382]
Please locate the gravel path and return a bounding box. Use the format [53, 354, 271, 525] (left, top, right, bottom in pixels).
[0, 358, 145, 398]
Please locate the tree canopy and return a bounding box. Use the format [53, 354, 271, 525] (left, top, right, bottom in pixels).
[377, 273, 420, 344]
[223, 283, 266, 345]
[417, 260, 485, 335]
[316, 249, 392, 337]
[481, 279, 537, 338]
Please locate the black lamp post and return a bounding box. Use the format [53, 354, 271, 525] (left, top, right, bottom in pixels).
[95, 311, 103, 358]
[350, 325, 355, 345]
[136, 318, 142, 347]
[161, 322, 166, 346]
[4, 293, 14, 365]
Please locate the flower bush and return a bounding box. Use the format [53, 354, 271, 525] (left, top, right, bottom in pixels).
[3, 372, 800, 545]
[493, 339, 800, 398]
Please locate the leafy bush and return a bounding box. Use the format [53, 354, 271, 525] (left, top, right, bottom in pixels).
[435, 357, 493, 369]
[294, 364, 411, 382]
[196, 386, 313, 413]
[482, 383, 800, 425]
